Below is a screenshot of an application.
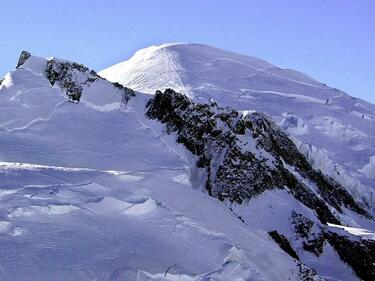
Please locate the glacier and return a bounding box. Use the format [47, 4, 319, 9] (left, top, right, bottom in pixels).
[0, 43, 374, 280]
[100, 43, 375, 211]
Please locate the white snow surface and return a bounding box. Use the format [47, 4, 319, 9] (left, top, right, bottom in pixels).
[100, 43, 375, 211]
[0, 44, 374, 280]
[328, 223, 375, 240]
[0, 54, 312, 281]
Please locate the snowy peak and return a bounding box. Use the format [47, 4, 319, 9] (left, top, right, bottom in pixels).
[8, 50, 136, 104]
[101, 42, 375, 213]
[100, 43, 195, 97]
[0, 51, 136, 153]
[13, 51, 49, 76]
[99, 42, 324, 97]
[145, 88, 369, 223]
[1, 45, 375, 280]
[16, 50, 32, 68]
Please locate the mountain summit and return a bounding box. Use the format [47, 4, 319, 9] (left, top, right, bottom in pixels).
[101, 43, 375, 211]
[99, 43, 324, 97]
[0, 45, 374, 280]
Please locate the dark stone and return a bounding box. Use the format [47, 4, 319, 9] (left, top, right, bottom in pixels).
[146, 88, 280, 204]
[249, 111, 370, 219]
[290, 211, 375, 280]
[45, 59, 135, 104]
[46, 59, 89, 102]
[297, 263, 323, 281]
[268, 230, 299, 260]
[325, 232, 375, 281]
[112, 81, 135, 104]
[145, 89, 359, 225]
[16, 51, 31, 68]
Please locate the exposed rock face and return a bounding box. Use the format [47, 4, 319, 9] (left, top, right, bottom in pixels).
[146, 89, 279, 202]
[145, 89, 369, 225]
[250, 113, 369, 218]
[297, 263, 324, 281]
[267, 230, 324, 281]
[144, 88, 375, 279]
[16, 50, 31, 68]
[290, 211, 375, 280]
[112, 81, 136, 105]
[268, 230, 299, 260]
[290, 211, 326, 256]
[45, 59, 135, 103]
[46, 59, 99, 102]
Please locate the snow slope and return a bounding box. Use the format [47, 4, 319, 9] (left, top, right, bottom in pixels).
[0, 47, 374, 280]
[100, 43, 375, 211]
[0, 161, 307, 281]
[0, 53, 322, 281]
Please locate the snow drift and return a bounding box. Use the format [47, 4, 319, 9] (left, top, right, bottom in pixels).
[0, 44, 374, 280]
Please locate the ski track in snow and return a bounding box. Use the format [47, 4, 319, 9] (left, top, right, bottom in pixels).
[0, 101, 66, 133]
[163, 48, 192, 98]
[241, 89, 326, 104]
[101, 42, 375, 213]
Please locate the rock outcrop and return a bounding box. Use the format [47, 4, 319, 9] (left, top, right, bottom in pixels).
[146, 89, 369, 225]
[290, 211, 375, 280]
[16, 50, 31, 68]
[45, 59, 135, 103]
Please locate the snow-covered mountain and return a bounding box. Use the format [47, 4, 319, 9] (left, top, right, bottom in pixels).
[0, 44, 373, 281]
[100, 43, 375, 211]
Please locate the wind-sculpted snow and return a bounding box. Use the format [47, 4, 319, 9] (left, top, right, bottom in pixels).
[0, 162, 322, 281]
[100, 43, 375, 212]
[0, 47, 374, 280]
[0, 51, 324, 280]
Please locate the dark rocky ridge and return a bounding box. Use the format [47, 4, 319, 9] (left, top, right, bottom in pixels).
[145, 88, 375, 279]
[145, 89, 369, 225]
[46, 59, 99, 102]
[297, 263, 324, 281]
[14, 51, 135, 104]
[16, 50, 31, 68]
[6, 49, 373, 280]
[290, 211, 375, 280]
[268, 230, 300, 260]
[250, 113, 369, 218]
[267, 232, 324, 281]
[45, 59, 135, 103]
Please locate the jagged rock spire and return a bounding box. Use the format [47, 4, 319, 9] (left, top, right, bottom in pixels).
[16, 50, 31, 68]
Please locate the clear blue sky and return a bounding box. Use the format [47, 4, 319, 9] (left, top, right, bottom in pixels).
[1, 1, 374, 103]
